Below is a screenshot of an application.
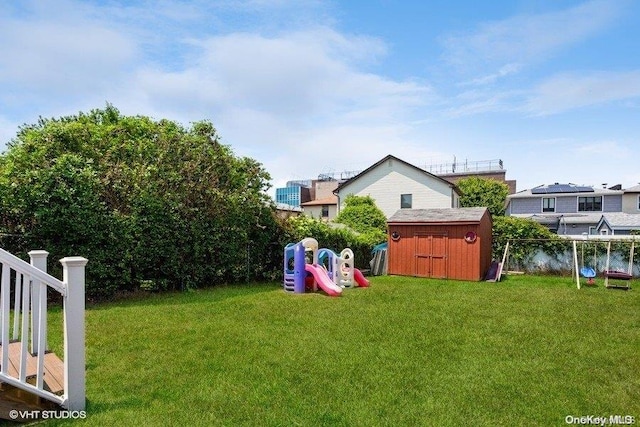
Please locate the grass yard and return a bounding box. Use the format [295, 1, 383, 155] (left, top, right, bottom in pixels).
[43, 274, 639, 426]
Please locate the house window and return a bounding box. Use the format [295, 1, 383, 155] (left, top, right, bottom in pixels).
[321, 205, 329, 218]
[637, 195, 640, 211]
[542, 197, 555, 213]
[401, 194, 412, 209]
[578, 196, 602, 212]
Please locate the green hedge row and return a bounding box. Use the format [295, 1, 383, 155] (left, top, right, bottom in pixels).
[284, 215, 385, 270]
[0, 106, 286, 300]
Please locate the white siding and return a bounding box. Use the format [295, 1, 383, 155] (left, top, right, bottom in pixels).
[338, 157, 455, 218]
[622, 193, 640, 213]
[302, 205, 338, 221]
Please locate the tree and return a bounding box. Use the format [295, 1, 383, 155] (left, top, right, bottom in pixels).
[0, 105, 281, 299]
[457, 177, 509, 217]
[334, 195, 387, 234]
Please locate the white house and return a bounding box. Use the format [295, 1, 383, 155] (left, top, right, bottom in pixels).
[301, 196, 338, 221]
[334, 154, 460, 218]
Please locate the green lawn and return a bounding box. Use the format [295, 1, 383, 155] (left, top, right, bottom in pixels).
[44, 275, 639, 426]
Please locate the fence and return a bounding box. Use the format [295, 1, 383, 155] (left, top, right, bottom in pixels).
[0, 248, 87, 411]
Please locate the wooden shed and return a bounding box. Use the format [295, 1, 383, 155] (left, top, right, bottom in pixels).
[387, 207, 493, 281]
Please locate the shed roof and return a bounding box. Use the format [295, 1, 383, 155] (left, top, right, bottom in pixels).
[388, 207, 489, 224]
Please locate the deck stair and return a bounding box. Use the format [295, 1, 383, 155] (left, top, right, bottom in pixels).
[0, 342, 64, 395]
[0, 248, 88, 419]
[0, 342, 64, 422]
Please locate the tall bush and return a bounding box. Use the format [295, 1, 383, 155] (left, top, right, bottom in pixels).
[457, 177, 509, 217]
[335, 195, 387, 232]
[0, 106, 282, 299]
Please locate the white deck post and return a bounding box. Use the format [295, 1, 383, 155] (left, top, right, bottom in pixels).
[29, 250, 49, 354]
[60, 256, 88, 411]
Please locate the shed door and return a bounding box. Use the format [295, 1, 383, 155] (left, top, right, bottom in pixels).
[415, 233, 448, 278]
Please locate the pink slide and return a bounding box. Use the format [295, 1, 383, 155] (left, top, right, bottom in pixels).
[354, 268, 370, 287]
[305, 264, 343, 296]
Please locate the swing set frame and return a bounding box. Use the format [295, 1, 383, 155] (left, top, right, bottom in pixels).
[572, 236, 637, 290]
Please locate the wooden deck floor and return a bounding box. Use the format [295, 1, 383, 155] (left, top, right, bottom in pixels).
[0, 342, 65, 422]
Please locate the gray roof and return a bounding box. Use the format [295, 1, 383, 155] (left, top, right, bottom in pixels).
[508, 185, 623, 199]
[600, 212, 640, 228]
[624, 184, 640, 193]
[388, 207, 489, 223]
[510, 213, 603, 225]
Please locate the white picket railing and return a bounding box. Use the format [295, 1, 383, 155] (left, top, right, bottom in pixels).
[0, 248, 87, 411]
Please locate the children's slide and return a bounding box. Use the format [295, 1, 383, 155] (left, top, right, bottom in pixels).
[353, 268, 370, 287]
[305, 264, 343, 296]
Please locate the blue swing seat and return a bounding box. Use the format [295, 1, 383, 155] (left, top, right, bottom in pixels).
[580, 267, 596, 278]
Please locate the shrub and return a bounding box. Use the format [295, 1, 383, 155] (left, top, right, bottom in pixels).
[334, 194, 387, 235]
[0, 106, 282, 299]
[457, 176, 509, 217]
[492, 216, 567, 265]
[286, 215, 384, 269]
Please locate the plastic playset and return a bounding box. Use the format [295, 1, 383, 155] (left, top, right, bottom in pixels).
[283, 237, 370, 297]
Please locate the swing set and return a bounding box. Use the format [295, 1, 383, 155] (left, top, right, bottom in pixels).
[572, 238, 636, 290]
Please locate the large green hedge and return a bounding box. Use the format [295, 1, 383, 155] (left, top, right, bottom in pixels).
[0, 106, 284, 299]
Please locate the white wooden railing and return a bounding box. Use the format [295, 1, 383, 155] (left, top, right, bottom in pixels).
[0, 248, 87, 411]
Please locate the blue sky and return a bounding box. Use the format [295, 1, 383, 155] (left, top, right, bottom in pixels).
[1, 0, 639, 195]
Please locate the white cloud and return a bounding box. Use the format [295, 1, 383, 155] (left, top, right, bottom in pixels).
[444, 89, 522, 117]
[461, 63, 522, 87]
[577, 140, 631, 158]
[444, 69, 640, 118]
[0, 2, 136, 92]
[524, 70, 640, 115]
[134, 28, 424, 119]
[441, 0, 622, 75]
[95, 26, 437, 191]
